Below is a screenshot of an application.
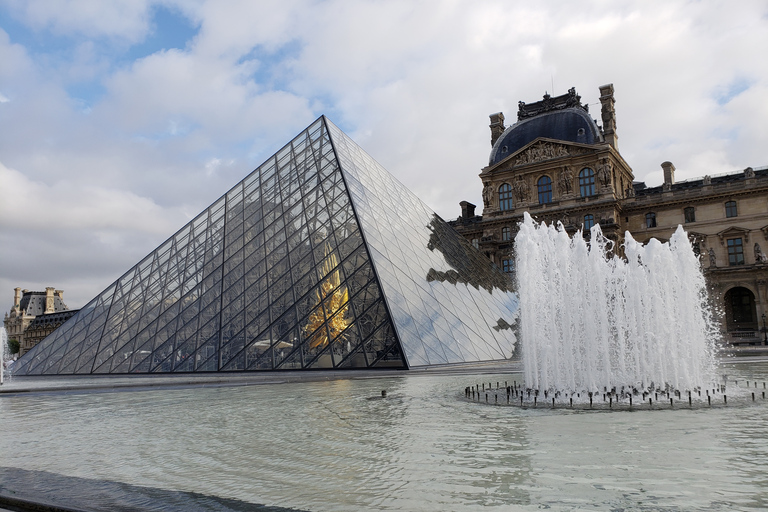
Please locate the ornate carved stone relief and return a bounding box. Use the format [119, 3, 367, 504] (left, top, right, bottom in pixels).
[514, 142, 586, 167]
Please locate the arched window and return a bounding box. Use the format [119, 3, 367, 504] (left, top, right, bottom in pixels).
[724, 287, 757, 329]
[725, 201, 738, 218]
[579, 168, 596, 197]
[584, 214, 595, 230]
[501, 226, 511, 241]
[498, 183, 513, 211]
[645, 212, 657, 228]
[684, 206, 696, 223]
[537, 176, 552, 204]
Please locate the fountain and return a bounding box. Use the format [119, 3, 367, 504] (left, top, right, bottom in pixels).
[515, 212, 719, 399]
[0, 327, 7, 385]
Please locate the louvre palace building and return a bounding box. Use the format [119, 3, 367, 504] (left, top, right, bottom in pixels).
[450, 84, 768, 346]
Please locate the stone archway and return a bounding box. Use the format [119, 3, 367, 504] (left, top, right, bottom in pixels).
[723, 286, 758, 332]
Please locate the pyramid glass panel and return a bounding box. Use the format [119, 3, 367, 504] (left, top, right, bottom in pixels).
[13, 116, 518, 375]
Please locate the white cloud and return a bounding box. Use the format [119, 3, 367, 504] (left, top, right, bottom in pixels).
[3, 0, 153, 42]
[0, 162, 182, 232]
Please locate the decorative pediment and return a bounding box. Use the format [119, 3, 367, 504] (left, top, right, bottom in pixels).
[717, 226, 750, 245]
[512, 139, 592, 168]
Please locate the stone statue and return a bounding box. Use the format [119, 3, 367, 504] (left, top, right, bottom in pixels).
[558, 166, 573, 196]
[745, 167, 755, 178]
[482, 182, 493, 209]
[597, 158, 612, 187]
[754, 243, 767, 263]
[513, 177, 529, 202]
[709, 248, 716, 267]
[702, 175, 711, 185]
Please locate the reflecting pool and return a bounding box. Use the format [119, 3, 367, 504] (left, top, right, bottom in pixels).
[2, 361, 768, 511]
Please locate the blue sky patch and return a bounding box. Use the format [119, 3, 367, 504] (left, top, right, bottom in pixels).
[715, 78, 751, 106]
[122, 5, 199, 63]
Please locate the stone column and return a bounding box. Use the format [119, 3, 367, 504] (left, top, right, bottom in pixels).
[599, 84, 618, 149]
[489, 112, 506, 147]
[45, 287, 55, 314]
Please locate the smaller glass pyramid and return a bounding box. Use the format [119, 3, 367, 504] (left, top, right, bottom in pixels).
[13, 117, 518, 375]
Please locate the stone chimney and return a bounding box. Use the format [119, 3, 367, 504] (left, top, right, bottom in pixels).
[45, 287, 55, 314]
[489, 112, 505, 146]
[460, 201, 476, 219]
[598, 84, 618, 149]
[661, 161, 676, 186]
[13, 287, 21, 309]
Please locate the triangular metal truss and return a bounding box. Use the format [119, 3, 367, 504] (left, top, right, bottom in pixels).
[14, 117, 518, 375]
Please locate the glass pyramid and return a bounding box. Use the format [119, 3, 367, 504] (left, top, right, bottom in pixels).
[13, 117, 518, 375]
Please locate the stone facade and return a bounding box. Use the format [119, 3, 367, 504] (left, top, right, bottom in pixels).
[4, 287, 78, 356]
[452, 85, 768, 346]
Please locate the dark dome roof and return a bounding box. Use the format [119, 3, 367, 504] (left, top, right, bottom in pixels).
[489, 108, 602, 166]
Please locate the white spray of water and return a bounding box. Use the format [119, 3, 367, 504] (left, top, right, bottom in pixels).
[516, 213, 718, 395]
[0, 326, 7, 385]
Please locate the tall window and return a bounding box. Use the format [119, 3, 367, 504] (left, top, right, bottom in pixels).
[537, 176, 552, 204]
[725, 201, 738, 218]
[727, 238, 744, 265]
[684, 206, 696, 223]
[579, 168, 596, 197]
[472, 239, 479, 249]
[502, 259, 514, 273]
[498, 183, 513, 211]
[584, 214, 595, 230]
[645, 212, 657, 228]
[501, 226, 511, 241]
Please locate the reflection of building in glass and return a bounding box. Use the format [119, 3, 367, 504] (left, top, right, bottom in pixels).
[452, 84, 768, 347]
[14, 117, 518, 376]
[305, 243, 349, 350]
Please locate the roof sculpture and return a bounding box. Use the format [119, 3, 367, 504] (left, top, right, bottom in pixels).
[14, 117, 518, 375]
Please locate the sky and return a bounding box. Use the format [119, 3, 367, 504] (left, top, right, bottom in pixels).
[1, 0, 767, 309]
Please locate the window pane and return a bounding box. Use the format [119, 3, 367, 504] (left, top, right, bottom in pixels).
[501, 226, 511, 241]
[684, 207, 695, 223]
[645, 212, 656, 228]
[584, 214, 595, 230]
[537, 176, 552, 204]
[498, 183, 513, 211]
[727, 238, 744, 265]
[725, 201, 737, 218]
[579, 168, 595, 197]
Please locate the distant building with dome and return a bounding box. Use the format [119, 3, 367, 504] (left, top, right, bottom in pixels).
[451, 84, 768, 346]
[4, 287, 78, 356]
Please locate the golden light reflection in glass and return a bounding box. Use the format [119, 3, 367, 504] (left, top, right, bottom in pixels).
[306, 243, 350, 350]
